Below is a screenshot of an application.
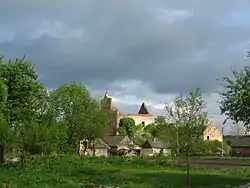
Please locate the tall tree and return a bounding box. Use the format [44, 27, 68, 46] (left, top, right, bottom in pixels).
[117, 117, 137, 136]
[50, 82, 106, 153]
[2, 57, 49, 157]
[144, 123, 158, 141]
[0, 57, 10, 163]
[83, 101, 108, 155]
[220, 65, 250, 131]
[164, 88, 208, 187]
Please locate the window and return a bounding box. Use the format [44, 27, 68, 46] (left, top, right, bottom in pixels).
[207, 136, 209, 140]
[142, 121, 145, 126]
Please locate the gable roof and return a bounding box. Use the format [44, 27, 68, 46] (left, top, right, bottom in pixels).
[142, 140, 168, 149]
[203, 122, 221, 135]
[231, 135, 250, 148]
[85, 138, 110, 149]
[105, 135, 129, 147]
[138, 102, 150, 114]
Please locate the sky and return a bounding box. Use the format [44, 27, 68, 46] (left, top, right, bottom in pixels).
[1, 0, 250, 134]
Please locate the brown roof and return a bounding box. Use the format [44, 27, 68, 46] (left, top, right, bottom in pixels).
[138, 102, 150, 114]
[87, 138, 110, 149]
[142, 140, 168, 149]
[104, 135, 128, 147]
[231, 136, 250, 148]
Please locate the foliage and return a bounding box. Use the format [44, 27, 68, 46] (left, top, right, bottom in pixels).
[164, 88, 208, 154]
[117, 117, 137, 136]
[220, 65, 250, 130]
[196, 140, 230, 155]
[0, 155, 249, 188]
[50, 82, 107, 153]
[143, 123, 158, 141]
[1, 57, 49, 157]
[164, 88, 209, 186]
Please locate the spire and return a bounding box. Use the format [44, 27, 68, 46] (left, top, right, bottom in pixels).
[138, 102, 149, 114]
[103, 88, 110, 99]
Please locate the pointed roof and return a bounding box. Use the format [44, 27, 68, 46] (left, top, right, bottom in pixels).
[103, 92, 111, 99]
[138, 102, 150, 114]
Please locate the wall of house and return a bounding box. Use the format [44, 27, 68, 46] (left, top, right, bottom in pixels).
[203, 123, 223, 142]
[117, 137, 136, 150]
[86, 148, 108, 157]
[140, 148, 153, 156]
[231, 147, 250, 157]
[122, 114, 154, 126]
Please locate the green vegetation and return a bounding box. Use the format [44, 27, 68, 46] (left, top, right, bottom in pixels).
[1, 155, 250, 188]
[220, 65, 250, 130]
[118, 117, 139, 136]
[0, 57, 108, 162]
[0, 55, 249, 187]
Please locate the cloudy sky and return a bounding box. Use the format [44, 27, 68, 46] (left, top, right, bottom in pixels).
[1, 0, 250, 133]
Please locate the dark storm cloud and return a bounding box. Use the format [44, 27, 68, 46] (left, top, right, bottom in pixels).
[0, 0, 250, 93]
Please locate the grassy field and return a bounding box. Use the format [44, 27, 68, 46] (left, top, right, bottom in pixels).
[0, 155, 250, 188]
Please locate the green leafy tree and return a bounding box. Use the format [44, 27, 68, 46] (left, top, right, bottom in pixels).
[50, 82, 106, 154]
[144, 123, 158, 141]
[0, 57, 7, 163]
[164, 88, 208, 187]
[82, 100, 108, 156]
[220, 65, 250, 131]
[1, 57, 49, 161]
[155, 116, 167, 126]
[117, 117, 137, 136]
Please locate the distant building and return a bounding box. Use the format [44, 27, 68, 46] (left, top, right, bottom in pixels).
[230, 136, 250, 157]
[101, 92, 154, 135]
[101, 92, 223, 142]
[79, 138, 110, 157]
[202, 122, 223, 142]
[140, 140, 171, 156]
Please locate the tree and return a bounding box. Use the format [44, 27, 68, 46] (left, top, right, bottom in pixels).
[81, 100, 108, 156]
[164, 88, 208, 187]
[50, 82, 106, 154]
[220, 65, 250, 131]
[117, 117, 137, 136]
[144, 123, 158, 141]
[2, 57, 56, 158]
[155, 116, 167, 126]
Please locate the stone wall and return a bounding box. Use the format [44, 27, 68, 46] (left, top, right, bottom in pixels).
[203, 123, 223, 142]
[124, 114, 154, 126]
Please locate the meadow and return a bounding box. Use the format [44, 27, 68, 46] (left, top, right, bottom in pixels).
[0, 155, 250, 188]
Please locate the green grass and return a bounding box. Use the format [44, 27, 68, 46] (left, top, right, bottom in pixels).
[0, 155, 250, 188]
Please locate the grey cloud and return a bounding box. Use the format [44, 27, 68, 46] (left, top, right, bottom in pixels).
[0, 0, 250, 94]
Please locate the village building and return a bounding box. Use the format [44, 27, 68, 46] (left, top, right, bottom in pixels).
[79, 138, 110, 157]
[140, 140, 171, 157]
[202, 122, 223, 142]
[101, 92, 223, 142]
[101, 92, 154, 135]
[230, 135, 250, 157]
[104, 135, 140, 156]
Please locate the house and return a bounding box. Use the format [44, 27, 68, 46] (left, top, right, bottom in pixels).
[140, 140, 171, 157]
[223, 135, 239, 146]
[101, 93, 154, 135]
[105, 135, 140, 156]
[202, 122, 223, 142]
[79, 138, 110, 157]
[231, 135, 250, 157]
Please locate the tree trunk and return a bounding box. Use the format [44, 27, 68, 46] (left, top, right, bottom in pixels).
[92, 140, 96, 156]
[186, 153, 190, 188]
[0, 144, 4, 164]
